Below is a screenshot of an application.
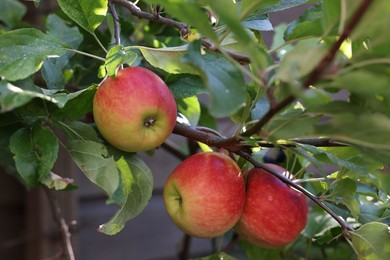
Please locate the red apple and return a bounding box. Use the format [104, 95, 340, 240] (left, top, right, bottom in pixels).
[163, 152, 245, 238]
[236, 164, 308, 248]
[93, 67, 177, 152]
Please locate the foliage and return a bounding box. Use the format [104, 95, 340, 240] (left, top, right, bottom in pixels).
[0, 0, 389, 259]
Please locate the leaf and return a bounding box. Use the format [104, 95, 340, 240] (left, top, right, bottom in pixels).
[177, 96, 201, 126]
[239, 240, 282, 260]
[242, 16, 273, 31]
[100, 45, 137, 77]
[57, 120, 101, 143]
[67, 140, 120, 198]
[168, 75, 206, 99]
[241, 0, 279, 19]
[302, 212, 339, 238]
[328, 70, 390, 95]
[182, 41, 246, 117]
[42, 14, 83, 90]
[57, 0, 108, 33]
[9, 124, 59, 188]
[144, 0, 217, 42]
[0, 28, 66, 81]
[41, 172, 77, 191]
[276, 39, 328, 83]
[254, 0, 317, 15]
[284, 4, 323, 41]
[0, 81, 66, 112]
[0, 0, 26, 29]
[98, 154, 153, 235]
[350, 222, 390, 259]
[138, 45, 196, 74]
[52, 85, 97, 122]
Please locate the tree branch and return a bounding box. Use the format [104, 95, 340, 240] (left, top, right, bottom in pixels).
[242, 0, 374, 137]
[44, 187, 75, 260]
[109, 0, 250, 63]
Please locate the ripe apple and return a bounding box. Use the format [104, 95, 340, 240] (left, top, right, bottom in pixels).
[93, 66, 177, 152]
[163, 152, 245, 238]
[235, 164, 308, 248]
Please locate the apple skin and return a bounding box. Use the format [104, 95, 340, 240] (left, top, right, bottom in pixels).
[235, 164, 308, 248]
[163, 152, 245, 238]
[93, 67, 177, 152]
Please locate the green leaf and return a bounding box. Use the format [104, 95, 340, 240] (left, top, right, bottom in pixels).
[57, 0, 108, 33]
[328, 178, 357, 198]
[252, 0, 316, 15]
[57, 120, 101, 143]
[10, 124, 59, 188]
[98, 154, 153, 235]
[144, 0, 217, 42]
[241, 0, 279, 19]
[0, 28, 66, 81]
[0, 81, 66, 112]
[284, 4, 323, 41]
[239, 240, 282, 260]
[182, 41, 246, 117]
[100, 45, 137, 77]
[350, 222, 390, 259]
[328, 70, 390, 95]
[67, 140, 120, 198]
[177, 96, 201, 126]
[52, 85, 97, 122]
[276, 39, 328, 83]
[41, 172, 77, 191]
[302, 212, 339, 238]
[138, 45, 195, 74]
[0, 0, 26, 29]
[312, 105, 390, 163]
[242, 15, 273, 31]
[168, 75, 206, 99]
[42, 14, 83, 90]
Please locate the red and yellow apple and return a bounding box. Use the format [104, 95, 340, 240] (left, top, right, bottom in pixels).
[236, 164, 308, 248]
[93, 67, 177, 152]
[163, 152, 245, 238]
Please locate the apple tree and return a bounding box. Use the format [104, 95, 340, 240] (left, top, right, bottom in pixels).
[1, 0, 390, 259]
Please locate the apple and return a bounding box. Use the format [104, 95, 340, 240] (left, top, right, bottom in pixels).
[93, 67, 177, 152]
[235, 164, 308, 248]
[163, 152, 245, 238]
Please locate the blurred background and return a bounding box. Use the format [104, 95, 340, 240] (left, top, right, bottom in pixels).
[0, 1, 310, 259]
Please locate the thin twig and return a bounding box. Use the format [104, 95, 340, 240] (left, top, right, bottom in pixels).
[44, 187, 75, 260]
[242, 0, 374, 137]
[109, 0, 250, 63]
[109, 2, 121, 46]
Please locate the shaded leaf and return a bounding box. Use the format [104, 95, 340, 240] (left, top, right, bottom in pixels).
[42, 14, 83, 89]
[10, 124, 59, 188]
[0, 28, 66, 81]
[350, 222, 390, 259]
[98, 154, 153, 235]
[0, 81, 66, 113]
[182, 41, 246, 117]
[168, 75, 206, 99]
[0, 0, 26, 28]
[67, 140, 119, 198]
[138, 45, 195, 74]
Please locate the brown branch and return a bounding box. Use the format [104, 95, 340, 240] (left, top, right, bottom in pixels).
[44, 188, 75, 260]
[242, 0, 374, 137]
[110, 0, 250, 63]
